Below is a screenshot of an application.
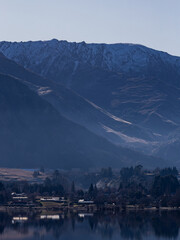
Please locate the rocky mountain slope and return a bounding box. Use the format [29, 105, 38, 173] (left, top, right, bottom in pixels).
[0, 55, 163, 168]
[0, 40, 180, 163]
[0, 73, 124, 169]
[0, 51, 154, 152]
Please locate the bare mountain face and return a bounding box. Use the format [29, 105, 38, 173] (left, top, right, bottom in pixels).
[0, 54, 163, 169]
[0, 52, 153, 152]
[0, 40, 180, 164]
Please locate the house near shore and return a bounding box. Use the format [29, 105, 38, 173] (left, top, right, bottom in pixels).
[40, 196, 67, 203]
[11, 192, 29, 205]
[40, 197, 60, 202]
[78, 199, 94, 204]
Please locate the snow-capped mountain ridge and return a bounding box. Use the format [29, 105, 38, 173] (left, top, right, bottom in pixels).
[1, 39, 180, 77]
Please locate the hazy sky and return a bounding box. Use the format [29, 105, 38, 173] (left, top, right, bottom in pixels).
[0, 0, 180, 56]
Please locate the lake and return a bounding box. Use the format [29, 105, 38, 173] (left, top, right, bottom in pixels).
[0, 210, 180, 240]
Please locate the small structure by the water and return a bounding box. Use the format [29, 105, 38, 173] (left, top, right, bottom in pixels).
[11, 193, 28, 204]
[78, 199, 94, 204]
[40, 197, 60, 202]
[78, 213, 94, 218]
[40, 197, 67, 203]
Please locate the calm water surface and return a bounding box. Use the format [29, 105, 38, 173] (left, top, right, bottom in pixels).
[0, 211, 180, 240]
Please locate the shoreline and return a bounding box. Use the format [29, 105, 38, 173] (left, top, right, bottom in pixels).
[0, 205, 179, 213]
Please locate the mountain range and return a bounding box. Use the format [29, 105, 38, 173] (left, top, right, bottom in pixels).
[0, 39, 179, 167]
[0, 52, 161, 169]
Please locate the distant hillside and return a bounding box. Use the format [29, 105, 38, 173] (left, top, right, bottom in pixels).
[0, 51, 152, 151]
[0, 72, 163, 168]
[0, 40, 179, 164]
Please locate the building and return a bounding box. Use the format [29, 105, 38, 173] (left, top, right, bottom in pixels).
[11, 193, 28, 205]
[40, 197, 67, 203]
[78, 199, 94, 204]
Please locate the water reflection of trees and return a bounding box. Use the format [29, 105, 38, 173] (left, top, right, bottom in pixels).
[90, 216, 114, 239]
[118, 212, 150, 240]
[0, 211, 180, 239]
[152, 211, 180, 238]
[0, 212, 11, 234]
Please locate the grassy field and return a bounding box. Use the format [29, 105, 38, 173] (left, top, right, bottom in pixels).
[0, 168, 48, 182]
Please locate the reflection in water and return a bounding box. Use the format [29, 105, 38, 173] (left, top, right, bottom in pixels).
[0, 211, 180, 239]
[12, 217, 28, 224]
[40, 215, 60, 220]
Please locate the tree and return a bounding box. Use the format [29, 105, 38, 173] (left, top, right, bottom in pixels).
[94, 185, 98, 198]
[118, 183, 123, 191]
[88, 184, 94, 195]
[120, 167, 134, 182]
[100, 167, 113, 178]
[77, 189, 84, 197]
[134, 165, 143, 176]
[44, 177, 52, 187]
[71, 181, 75, 193]
[160, 167, 178, 176]
[53, 170, 60, 180]
[0, 182, 4, 191]
[152, 175, 180, 197]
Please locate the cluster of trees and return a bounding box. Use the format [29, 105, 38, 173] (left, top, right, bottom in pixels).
[80, 166, 180, 207]
[0, 170, 68, 203]
[152, 175, 179, 197]
[159, 167, 178, 176]
[120, 165, 143, 181]
[100, 167, 113, 178]
[0, 167, 179, 208]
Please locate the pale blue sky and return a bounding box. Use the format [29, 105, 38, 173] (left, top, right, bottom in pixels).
[0, 0, 180, 56]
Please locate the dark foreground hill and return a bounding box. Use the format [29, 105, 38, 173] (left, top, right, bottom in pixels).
[0, 51, 151, 152]
[0, 72, 163, 168]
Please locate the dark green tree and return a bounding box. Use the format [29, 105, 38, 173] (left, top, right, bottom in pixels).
[71, 181, 75, 193]
[152, 175, 180, 197]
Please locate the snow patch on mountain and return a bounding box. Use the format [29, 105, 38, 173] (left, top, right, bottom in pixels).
[86, 99, 132, 125]
[102, 125, 149, 144]
[37, 87, 53, 96]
